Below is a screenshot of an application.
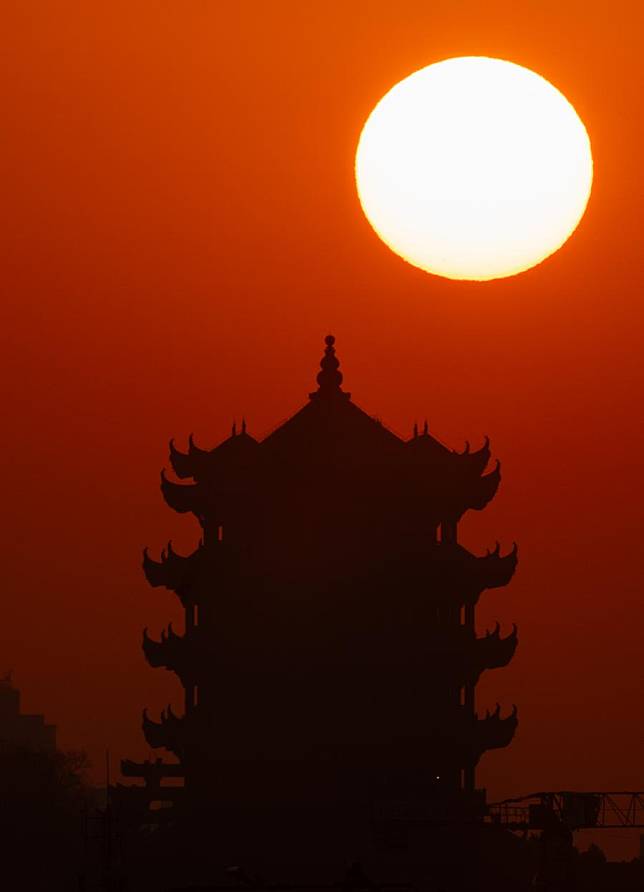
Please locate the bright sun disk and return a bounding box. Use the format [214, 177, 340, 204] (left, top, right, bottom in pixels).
[355, 57, 593, 281]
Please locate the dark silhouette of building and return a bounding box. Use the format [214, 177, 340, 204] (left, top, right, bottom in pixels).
[120, 335, 519, 877]
[0, 675, 91, 892]
[0, 672, 56, 752]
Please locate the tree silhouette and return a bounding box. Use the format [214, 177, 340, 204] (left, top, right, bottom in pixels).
[0, 744, 95, 891]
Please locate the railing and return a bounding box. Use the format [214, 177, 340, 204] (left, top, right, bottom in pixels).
[487, 791, 644, 830]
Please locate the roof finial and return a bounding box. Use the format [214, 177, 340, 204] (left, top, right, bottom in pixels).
[241, 417, 247, 435]
[318, 335, 342, 390]
[423, 419, 429, 436]
[231, 421, 237, 437]
[310, 334, 349, 399]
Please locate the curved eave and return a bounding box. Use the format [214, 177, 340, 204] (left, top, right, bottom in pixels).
[142, 634, 165, 668]
[142, 709, 167, 750]
[142, 541, 202, 591]
[475, 624, 518, 672]
[405, 432, 454, 463]
[459, 436, 491, 476]
[169, 431, 261, 483]
[475, 705, 518, 754]
[475, 543, 518, 590]
[169, 439, 194, 479]
[142, 549, 167, 588]
[160, 470, 204, 515]
[405, 435, 491, 487]
[142, 707, 184, 757]
[142, 625, 187, 676]
[424, 543, 516, 599]
[468, 460, 501, 511]
[169, 434, 214, 480]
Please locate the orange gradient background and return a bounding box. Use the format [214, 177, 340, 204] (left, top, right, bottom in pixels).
[1, 1, 642, 856]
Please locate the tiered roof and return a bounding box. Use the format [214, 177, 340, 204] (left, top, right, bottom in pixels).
[158, 335, 502, 526]
[142, 538, 516, 605]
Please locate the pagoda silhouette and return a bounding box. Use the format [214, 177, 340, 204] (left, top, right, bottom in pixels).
[120, 335, 518, 877]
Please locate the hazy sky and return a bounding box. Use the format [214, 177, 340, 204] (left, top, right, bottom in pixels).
[1, 0, 642, 856]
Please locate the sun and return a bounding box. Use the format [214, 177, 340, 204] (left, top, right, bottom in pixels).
[355, 57, 593, 282]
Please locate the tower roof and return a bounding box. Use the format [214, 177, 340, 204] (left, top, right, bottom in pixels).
[261, 334, 401, 463]
[161, 336, 500, 518]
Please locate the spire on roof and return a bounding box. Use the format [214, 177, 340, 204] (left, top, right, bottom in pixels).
[309, 334, 350, 400]
[317, 335, 342, 391]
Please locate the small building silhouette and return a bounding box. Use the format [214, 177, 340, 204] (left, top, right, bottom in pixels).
[120, 336, 518, 867]
[0, 673, 56, 752]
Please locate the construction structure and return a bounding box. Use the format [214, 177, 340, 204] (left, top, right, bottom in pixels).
[488, 791, 644, 832]
[118, 336, 519, 872]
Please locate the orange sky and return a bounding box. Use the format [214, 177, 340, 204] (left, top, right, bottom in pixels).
[1, 1, 643, 857]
